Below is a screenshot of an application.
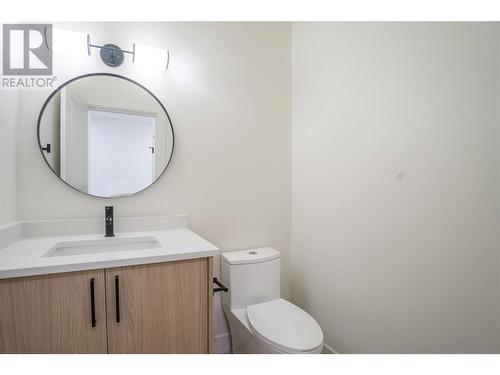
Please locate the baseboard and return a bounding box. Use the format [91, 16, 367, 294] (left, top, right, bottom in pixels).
[214, 333, 231, 354]
[322, 343, 338, 354]
[214, 332, 336, 355]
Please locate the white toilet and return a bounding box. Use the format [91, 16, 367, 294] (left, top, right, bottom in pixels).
[221, 247, 324, 354]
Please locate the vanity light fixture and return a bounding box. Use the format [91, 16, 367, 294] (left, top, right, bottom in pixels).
[86, 34, 170, 70]
[87, 35, 133, 67]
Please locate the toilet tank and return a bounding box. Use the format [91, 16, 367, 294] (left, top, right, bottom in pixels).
[221, 247, 280, 310]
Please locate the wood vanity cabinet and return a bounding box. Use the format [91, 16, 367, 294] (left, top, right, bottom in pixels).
[105, 258, 211, 354]
[0, 257, 213, 354]
[0, 269, 107, 353]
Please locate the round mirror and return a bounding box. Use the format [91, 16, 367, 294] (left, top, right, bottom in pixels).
[37, 73, 174, 198]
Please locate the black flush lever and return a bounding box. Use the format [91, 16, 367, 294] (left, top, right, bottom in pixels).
[41, 144, 51, 153]
[213, 277, 228, 295]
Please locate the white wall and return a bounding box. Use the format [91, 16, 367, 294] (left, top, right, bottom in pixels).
[0, 90, 19, 226]
[14, 22, 291, 351]
[291, 22, 500, 353]
[0, 19, 19, 224]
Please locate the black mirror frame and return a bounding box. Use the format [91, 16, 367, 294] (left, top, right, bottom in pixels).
[37, 72, 175, 199]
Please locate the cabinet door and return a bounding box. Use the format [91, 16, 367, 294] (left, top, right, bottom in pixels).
[0, 270, 107, 353]
[105, 258, 210, 353]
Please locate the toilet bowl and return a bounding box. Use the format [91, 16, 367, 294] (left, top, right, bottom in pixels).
[221, 248, 323, 354]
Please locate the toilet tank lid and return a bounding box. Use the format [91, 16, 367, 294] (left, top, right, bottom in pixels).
[222, 247, 280, 265]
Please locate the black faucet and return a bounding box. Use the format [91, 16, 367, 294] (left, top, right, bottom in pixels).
[105, 206, 115, 237]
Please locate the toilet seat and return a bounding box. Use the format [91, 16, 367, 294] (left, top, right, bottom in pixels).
[246, 298, 323, 353]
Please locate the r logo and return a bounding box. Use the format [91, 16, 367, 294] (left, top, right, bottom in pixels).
[3, 24, 52, 76]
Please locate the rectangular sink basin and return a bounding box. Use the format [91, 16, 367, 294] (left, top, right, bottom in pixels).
[43, 236, 161, 257]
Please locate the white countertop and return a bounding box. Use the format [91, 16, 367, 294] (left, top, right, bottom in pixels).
[0, 228, 219, 279]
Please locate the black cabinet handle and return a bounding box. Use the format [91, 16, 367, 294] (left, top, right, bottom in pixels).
[115, 275, 120, 323]
[90, 278, 96, 327]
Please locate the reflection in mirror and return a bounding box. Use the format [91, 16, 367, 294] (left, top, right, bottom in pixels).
[38, 74, 174, 198]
